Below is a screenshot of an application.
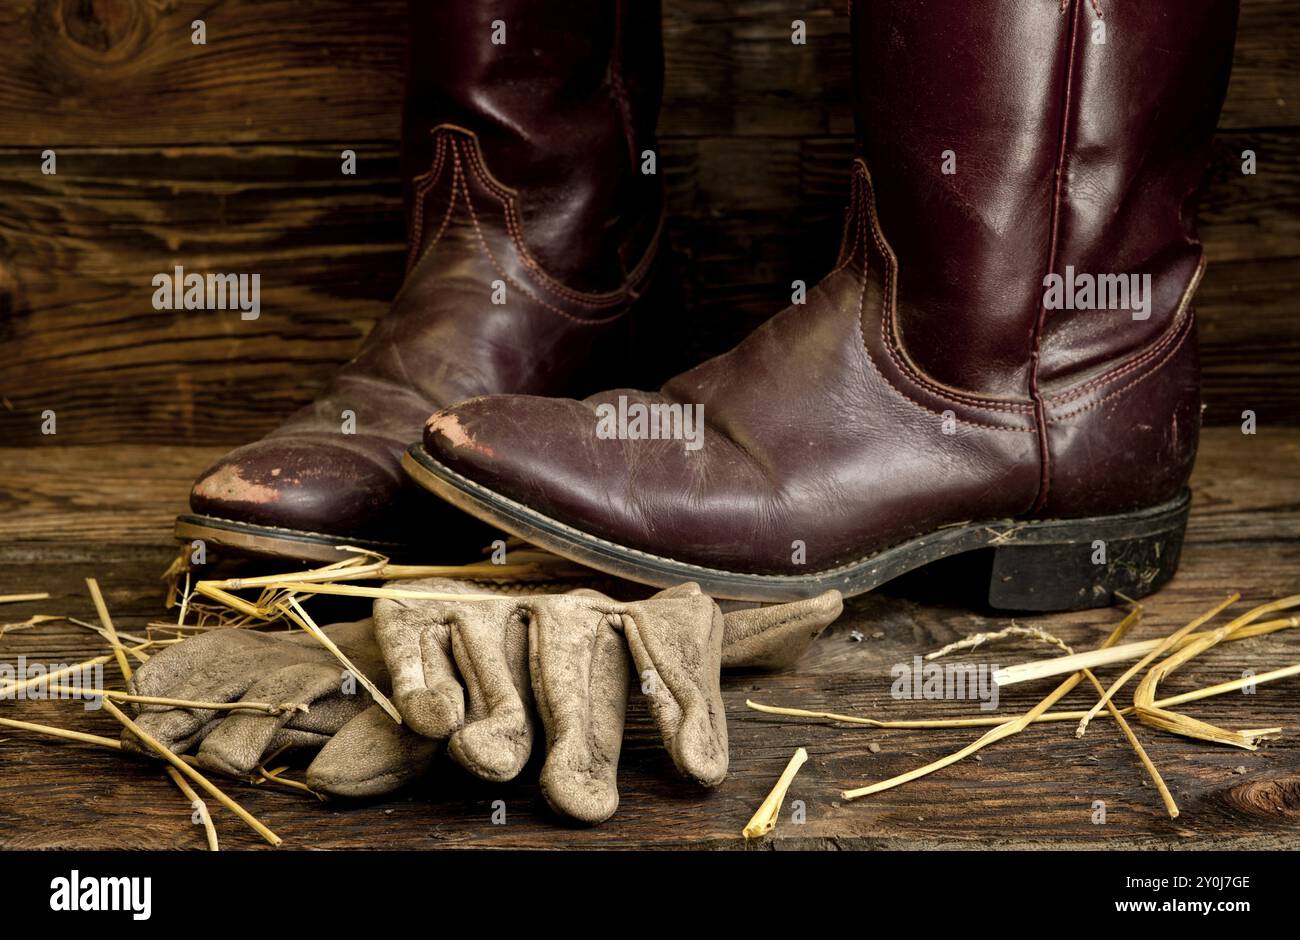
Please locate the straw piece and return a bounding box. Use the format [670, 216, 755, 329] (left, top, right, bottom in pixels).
[186, 554, 587, 632]
[841, 606, 1140, 801]
[177, 571, 192, 629]
[1078, 667, 1178, 818]
[161, 546, 189, 610]
[0, 614, 61, 640]
[1163, 663, 1300, 706]
[927, 624, 1071, 661]
[86, 578, 132, 683]
[0, 715, 124, 749]
[99, 697, 282, 847]
[750, 698, 1107, 729]
[995, 615, 1300, 687]
[0, 715, 324, 799]
[200, 557, 572, 594]
[255, 764, 320, 798]
[267, 583, 509, 603]
[193, 583, 266, 619]
[67, 618, 154, 658]
[38, 684, 305, 716]
[166, 766, 220, 851]
[743, 747, 808, 839]
[279, 597, 402, 724]
[0, 593, 50, 604]
[211, 559, 388, 592]
[1076, 593, 1239, 738]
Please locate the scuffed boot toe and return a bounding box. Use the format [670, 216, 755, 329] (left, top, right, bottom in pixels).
[190, 437, 409, 543]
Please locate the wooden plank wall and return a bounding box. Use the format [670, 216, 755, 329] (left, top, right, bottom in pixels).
[0, 0, 1296, 448]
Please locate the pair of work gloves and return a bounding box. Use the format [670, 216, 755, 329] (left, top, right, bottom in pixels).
[124, 578, 841, 823]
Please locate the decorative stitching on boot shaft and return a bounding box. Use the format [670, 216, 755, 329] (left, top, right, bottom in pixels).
[406, 132, 449, 273]
[453, 143, 629, 327]
[404, 124, 663, 325]
[844, 160, 1036, 432]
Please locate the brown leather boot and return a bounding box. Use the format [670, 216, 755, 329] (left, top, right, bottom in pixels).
[406, 0, 1239, 609]
[176, 0, 675, 562]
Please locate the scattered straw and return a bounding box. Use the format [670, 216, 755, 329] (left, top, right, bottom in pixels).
[841, 606, 1139, 801]
[918, 608, 1176, 816]
[994, 614, 1300, 686]
[1076, 593, 1239, 738]
[1132, 595, 1300, 749]
[0, 640, 159, 699]
[99, 697, 282, 847]
[749, 658, 1300, 731]
[278, 596, 401, 724]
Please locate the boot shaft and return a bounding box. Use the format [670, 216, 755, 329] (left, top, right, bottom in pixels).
[401, 0, 664, 289]
[850, 0, 1239, 399]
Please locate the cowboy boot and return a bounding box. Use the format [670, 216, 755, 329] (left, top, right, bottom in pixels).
[176, 0, 675, 562]
[405, 0, 1239, 610]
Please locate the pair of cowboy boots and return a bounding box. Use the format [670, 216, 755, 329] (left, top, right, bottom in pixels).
[179, 0, 1240, 612]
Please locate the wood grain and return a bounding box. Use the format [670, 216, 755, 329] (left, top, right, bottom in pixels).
[0, 428, 1297, 849]
[0, 0, 1292, 144]
[0, 0, 1296, 443]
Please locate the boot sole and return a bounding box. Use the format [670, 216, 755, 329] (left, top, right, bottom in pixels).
[174, 514, 413, 565]
[403, 443, 1191, 610]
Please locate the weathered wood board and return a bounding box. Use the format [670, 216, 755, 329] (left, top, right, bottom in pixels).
[0, 428, 1297, 849]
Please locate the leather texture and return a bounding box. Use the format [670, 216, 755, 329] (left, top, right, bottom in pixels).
[420, 0, 1238, 575]
[188, 0, 674, 548]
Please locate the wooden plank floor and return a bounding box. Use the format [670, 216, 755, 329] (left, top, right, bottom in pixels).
[1, 427, 1298, 850]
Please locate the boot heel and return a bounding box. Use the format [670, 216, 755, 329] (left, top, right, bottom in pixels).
[985, 492, 1191, 612]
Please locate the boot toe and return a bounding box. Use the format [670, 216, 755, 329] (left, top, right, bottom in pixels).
[190, 437, 407, 539]
[421, 391, 769, 568]
[422, 393, 650, 514]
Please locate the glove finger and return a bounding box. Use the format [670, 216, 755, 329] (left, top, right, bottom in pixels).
[125, 669, 269, 756]
[194, 663, 346, 778]
[283, 689, 371, 734]
[122, 714, 224, 759]
[720, 590, 843, 670]
[621, 594, 729, 787]
[447, 607, 534, 782]
[374, 597, 464, 739]
[307, 705, 440, 798]
[263, 728, 333, 756]
[530, 597, 629, 825]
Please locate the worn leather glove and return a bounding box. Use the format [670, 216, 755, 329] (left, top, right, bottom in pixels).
[375, 579, 841, 823]
[121, 618, 437, 798]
